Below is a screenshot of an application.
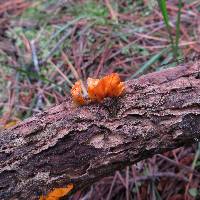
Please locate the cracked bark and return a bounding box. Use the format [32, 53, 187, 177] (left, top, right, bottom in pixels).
[1, 61, 200, 200]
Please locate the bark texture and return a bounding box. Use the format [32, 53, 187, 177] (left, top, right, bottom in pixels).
[1, 61, 200, 200]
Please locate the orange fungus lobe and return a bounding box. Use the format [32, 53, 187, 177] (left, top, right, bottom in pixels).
[71, 73, 125, 105]
[70, 80, 85, 105]
[87, 73, 125, 102]
[39, 183, 74, 200]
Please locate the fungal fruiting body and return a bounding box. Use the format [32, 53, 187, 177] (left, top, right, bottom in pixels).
[71, 73, 125, 105]
[87, 77, 103, 102]
[87, 73, 125, 102]
[70, 80, 86, 105]
[39, 183, 74, 200]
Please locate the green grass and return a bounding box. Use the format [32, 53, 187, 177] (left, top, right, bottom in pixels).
[175, 0, 182, 59]
[69, 0, 109, 25]
[130, 48, 168, 78]
[157, 0, 182, 60]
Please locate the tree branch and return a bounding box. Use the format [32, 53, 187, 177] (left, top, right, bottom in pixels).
[1, 61, 200, 200]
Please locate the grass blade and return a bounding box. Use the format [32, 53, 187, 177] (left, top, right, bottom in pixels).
[175, 0, 182, 59]
[157, 0, 175, 57]
[130, 48, 167, 79]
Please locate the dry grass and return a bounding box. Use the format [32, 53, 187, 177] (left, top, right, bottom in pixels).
[0, 0, 200, 199]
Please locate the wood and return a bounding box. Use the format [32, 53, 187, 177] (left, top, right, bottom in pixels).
[1, 61, 200, 200]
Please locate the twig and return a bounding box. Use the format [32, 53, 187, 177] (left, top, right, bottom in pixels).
[61, 51, 87, 96]
[157, 154, 200, 177]
[130, 172, 189, 183]
[48, 60, 73, 87]
[39, 29, 73, 65]
[184, 143, 200, 199]
[30, 40, 40, 73]
[106, 173, 118, 200]
[125, 166, 129, 200]
[104, 0, 118, 23]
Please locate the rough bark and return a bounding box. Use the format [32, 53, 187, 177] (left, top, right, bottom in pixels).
[1, 61, 200, 200]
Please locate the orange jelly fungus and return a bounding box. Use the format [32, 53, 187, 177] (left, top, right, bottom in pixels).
[70, 80, 86, 105]
[71, 73, 125, 105]
[39, 183, 74, 200]
[87, 73, 125, 102]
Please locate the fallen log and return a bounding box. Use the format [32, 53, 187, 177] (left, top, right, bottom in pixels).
[1, 61, 200, 200]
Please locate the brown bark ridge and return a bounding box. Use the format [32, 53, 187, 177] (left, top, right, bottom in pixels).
[1, 61, 200, 200]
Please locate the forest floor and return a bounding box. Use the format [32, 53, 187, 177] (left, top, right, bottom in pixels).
[0, 0, 200, 199]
